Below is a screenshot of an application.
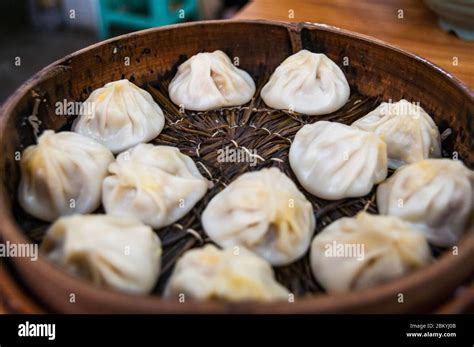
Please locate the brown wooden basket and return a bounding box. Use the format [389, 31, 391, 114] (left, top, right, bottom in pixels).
[0, 20, 473, 313]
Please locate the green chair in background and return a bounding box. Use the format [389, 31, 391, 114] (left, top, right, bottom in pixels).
[98, 0, 199, 38]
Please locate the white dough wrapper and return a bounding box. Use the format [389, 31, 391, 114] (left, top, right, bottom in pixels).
[41, 214, 162, 294]
[72, 79, 165, 154]
[261, 50, 350, 115]
[202, 167, 315, 266]
[352, 99, 441, 168]
[18, 130, 114, 221]
[168, 50, 256, 111]
[102, 144, 209, 229]
[164, 244, 289, 302]
[310, 212, 432, 293]
[377, 159, 474, 247]
[289, 121, 388, 200]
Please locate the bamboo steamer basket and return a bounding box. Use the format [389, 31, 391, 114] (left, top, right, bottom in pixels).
[0, 20, 473, 313]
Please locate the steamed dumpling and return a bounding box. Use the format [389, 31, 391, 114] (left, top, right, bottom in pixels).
[352, 100, 441, 168]
[289, 121, 387, 200]
[310, 212, 432, 293]
[18, 130, 114, 221]
[41, 214, 162, 294]
[168, 50, 256, 111]
[164, 244, 289, 301]
[72, 79, 165, 154]
[202, 167, 315, 266]
[261, 50, 350, 115]
[102, 144, 209, 228]
[377, 159, 474, 247]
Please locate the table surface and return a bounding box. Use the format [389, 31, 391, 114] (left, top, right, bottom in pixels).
[235, 0, 474, 89]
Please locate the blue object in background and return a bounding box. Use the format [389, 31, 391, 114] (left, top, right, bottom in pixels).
[97, 0, 199, 38]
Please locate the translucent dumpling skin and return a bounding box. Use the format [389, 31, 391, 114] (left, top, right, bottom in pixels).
[377, 159, 474, 247]
[72, 79, 165, 154]
[261, 50, 350, 115]
[202, 167, 315, 266]
[352, 100, 441, 168]
[168, 50, 256, 111]
[289, 121, 388, 200]
[41, 214, 162, 294]
[18, 130, 114, 221]
[310, 212, 432, 293]
[164, 244, 289, 302]
[102, 144, 209, 229]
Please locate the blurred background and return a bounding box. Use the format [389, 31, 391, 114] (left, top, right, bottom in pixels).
[0, 0, 473, 103]
[0, 0, 249, 102]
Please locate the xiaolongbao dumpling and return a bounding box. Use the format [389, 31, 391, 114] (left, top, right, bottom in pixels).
[352, 100, 441, 168]
[310, 212, 432, 293]
[168, 50, 256, 111]
[41, 214, 162, 294]
[164, 244, 289, 301]
[72, 79, 165, 154]
[18, 130, 114, 221]
[202, 167, 315, 266]
[377, 159, 474, 247]
[289, 121, 387, 200]
[261, 50, 350, 115]
[102, 144, 209, 228]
